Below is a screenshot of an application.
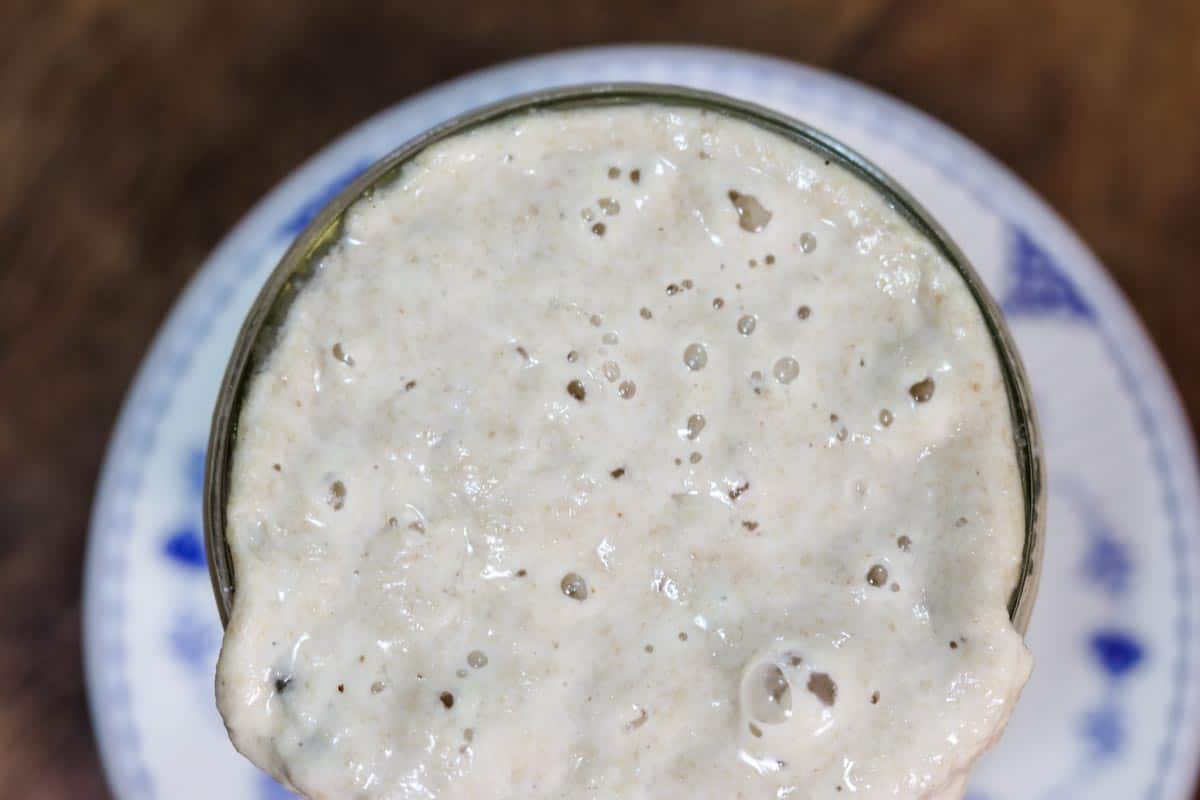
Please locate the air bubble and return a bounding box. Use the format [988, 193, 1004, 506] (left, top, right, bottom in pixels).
[327, 481, 346, 510]
[597, 197, 620, 216]
[712, 297, 725, 310]
[618, 380, 637, 399]
[683, 343, 708, 371]
[879, 409, 894, 427]
[567, 380, 587, 402]
[685, 414, 706, 440]
[728, 190, 773, 232]
[602, 361, 621, 382]
[561, 572, 588, 600]
[773, 357, 799, 384]
[799, 232, 818, 253]
[866, 564, 889, 587]
[909, 378, 936, 403]
[331, 342, 354, 366]
[807, 672, 837, 706]
[640, 307, 653, 319]
[467, 650, 489, 669]
[602, 332, 619, 345]
[744, 661, 792, 725]
[737, 315, 757, 336]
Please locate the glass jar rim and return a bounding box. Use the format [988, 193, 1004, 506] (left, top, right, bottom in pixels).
[203, 83, 1045, 633]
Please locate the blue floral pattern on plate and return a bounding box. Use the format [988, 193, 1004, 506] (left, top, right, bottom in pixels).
[82, 47, 1200, 800]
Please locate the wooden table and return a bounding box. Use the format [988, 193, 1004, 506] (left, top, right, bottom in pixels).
[1, 1, 1197, 796]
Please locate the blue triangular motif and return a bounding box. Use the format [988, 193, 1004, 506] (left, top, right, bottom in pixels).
[1002, 228, 1093, 321]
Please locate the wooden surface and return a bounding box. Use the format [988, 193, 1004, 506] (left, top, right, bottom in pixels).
[1, 1, 1197, 797]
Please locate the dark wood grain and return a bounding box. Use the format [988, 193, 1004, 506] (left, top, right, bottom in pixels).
[1, 1, 1197, 797]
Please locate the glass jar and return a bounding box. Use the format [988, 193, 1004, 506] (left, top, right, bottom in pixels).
[203, 84, 1045, 633]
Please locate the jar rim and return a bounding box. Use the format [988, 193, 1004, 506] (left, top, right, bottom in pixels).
[203, 83, 1045, 633]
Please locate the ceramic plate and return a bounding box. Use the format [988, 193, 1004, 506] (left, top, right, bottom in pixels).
[83, 45, 1200, 800]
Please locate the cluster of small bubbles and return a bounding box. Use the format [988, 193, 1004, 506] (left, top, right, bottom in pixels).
[602, 331, 619, 345]
[955, 516, 969, 528]
[566, 380, 587, 402]
[327, 480, 346, 510]
[866, 564, 889, 587]
[331, 342, 354, 366]
[618, 380, 637, 399]
[879, 409, 894, 427]
[737, 315, 757, 336]
[640, 307, 653, 319]
[467, 650, 489, 669]
[685, 413, 706, 440]
[370, 681, 386, 694]
[689, 451, 702, 464]
[773, 357, 800, 384]
[909, 377, 936, 403]
[607, 166, 621, 179]
[597, 197, 620, 216]
[799, 232, 818, 253]
[561, 572, 589, 601]
[602, 361, 621, 382]
[683, 343, 708, 371]
[589, 313, 603, 327]
[797, 305, 811, 320]
[681, 279, 694, 290]
[712, 297, 725, 310]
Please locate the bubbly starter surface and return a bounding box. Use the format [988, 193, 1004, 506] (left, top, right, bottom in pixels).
[217, 105, 1032, 799]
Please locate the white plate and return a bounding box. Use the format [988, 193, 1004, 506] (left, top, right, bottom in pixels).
[83, 45, 1200, 800]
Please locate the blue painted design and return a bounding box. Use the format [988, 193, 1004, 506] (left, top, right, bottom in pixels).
[162, 446, 209, 569]
[163, 526, 206, 568]
[1003, 227, 1094, 320]
[167, 609, 219, 671]
[187, 447, 206, 495]
[1080, 705, 1125, 758]
[1083, 532, 1134, 598]
[1091, 630, 1145, 677]
[280, 160, 374, 236]
[259, 773, 297, 799]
